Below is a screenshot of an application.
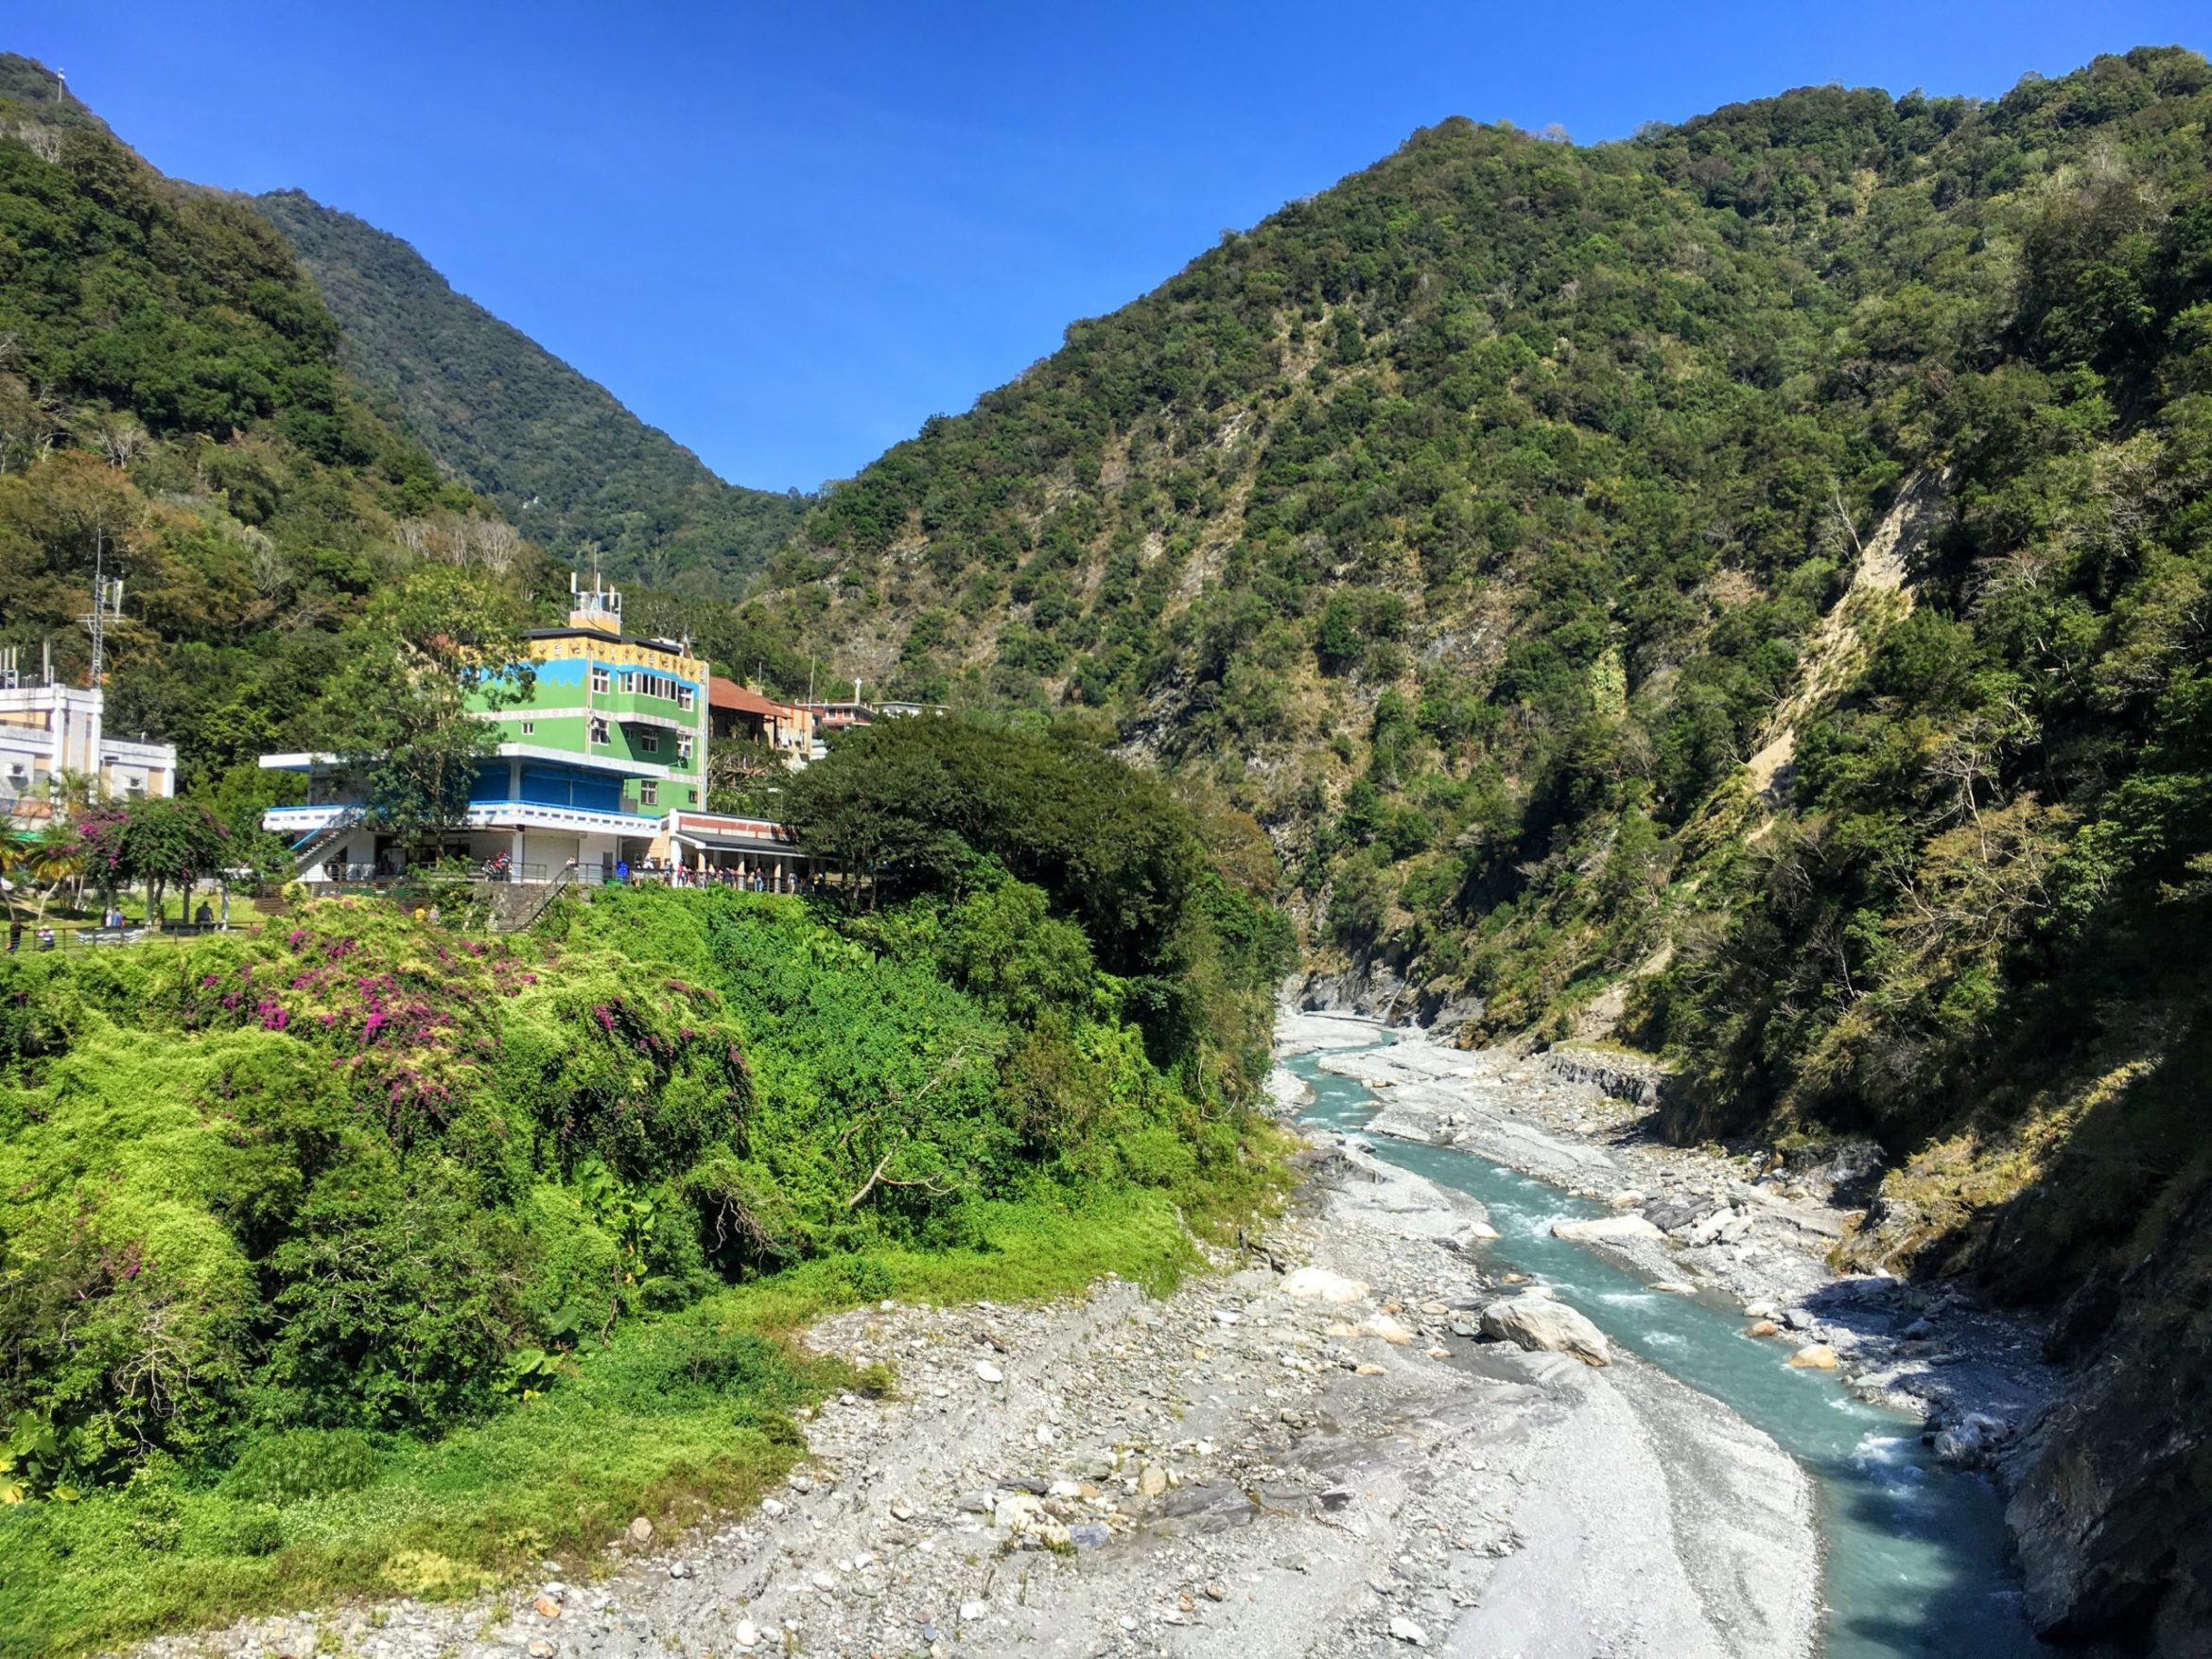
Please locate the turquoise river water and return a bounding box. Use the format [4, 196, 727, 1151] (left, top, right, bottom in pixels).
[1287, 1043, 2045, 1659]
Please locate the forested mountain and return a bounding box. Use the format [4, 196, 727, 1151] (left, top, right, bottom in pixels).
[253, 191, 808, 598]
[758, 46, 2212, 1648]
[0, 53, 554, 812]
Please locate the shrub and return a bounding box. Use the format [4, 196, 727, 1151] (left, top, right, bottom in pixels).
[218, 1428, 381, 1504]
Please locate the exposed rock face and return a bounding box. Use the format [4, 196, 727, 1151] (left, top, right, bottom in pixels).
[1540, 1045, 1669, 1109]
[1479, 1292, 1611, 1367]
[1296, 958, 1416, 1023]
[2006, 1186, 2212, 1657]
[1293, 955, 1485, 1037]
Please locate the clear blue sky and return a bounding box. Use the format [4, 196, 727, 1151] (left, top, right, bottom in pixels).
[13, 2, 2208, 493]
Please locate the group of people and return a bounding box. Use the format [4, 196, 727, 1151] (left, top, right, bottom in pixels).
[601, 857, 812, 894]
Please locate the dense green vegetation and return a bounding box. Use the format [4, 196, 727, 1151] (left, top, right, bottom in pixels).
[0, 52, 551, 832]
[0, 812, 1287, 1651]
[763, 46, 2212, 1282]
[0, 53, 824, 810]
[253, 191, 810, 600]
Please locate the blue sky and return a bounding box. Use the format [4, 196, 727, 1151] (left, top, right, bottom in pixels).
[13, 2, 2208, 493]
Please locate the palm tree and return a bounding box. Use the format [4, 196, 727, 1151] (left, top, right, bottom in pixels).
[26, 823, 81, 922]
[0, 834, 26, 947]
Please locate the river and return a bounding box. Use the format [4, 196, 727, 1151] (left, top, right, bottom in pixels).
[1287, 1040, 2044, 1659]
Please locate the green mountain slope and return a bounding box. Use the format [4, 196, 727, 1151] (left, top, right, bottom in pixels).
[759, 46, 2212, 1649]
[0, 53, 542, 796]
[253, 190, 806, 598]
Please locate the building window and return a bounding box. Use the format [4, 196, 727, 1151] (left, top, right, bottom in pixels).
[677, 685, 695, 710]
[640, 731, 659, 754]
[639, 780, 658, 806]
[590, 666, 610, 695]
[520, 720, 536, 737]
[688, 787, 698, 804]
[676, 736, 693, 766]
[589, 715, 609, 745]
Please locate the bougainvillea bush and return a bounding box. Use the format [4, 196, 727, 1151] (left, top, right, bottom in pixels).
[0, 883, 1286, 1653]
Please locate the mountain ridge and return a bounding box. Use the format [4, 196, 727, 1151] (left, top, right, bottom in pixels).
[251, 188, 807, 599]
[750, 47, 2212, 1651]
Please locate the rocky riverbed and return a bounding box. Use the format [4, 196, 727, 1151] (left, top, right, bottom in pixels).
[132, 1025, 1825, 1659]
[1284, 1012, 2056, 1468]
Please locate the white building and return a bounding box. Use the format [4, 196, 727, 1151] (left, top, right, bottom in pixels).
[0, 682, 176, 825]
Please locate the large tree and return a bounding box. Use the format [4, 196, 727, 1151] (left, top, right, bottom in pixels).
[78, 796, 230, 927]
[313, 567, 536, 853]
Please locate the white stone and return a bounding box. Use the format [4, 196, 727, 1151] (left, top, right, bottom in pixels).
[975, 1361, 1004, 1384]
[1479, 1291, 1611, 1367]
[1281, 1266, 1371, 1304]
[1389, 1615, 1430, 1646]
[733, 1619, 759, 1649]
[1551, 1214, 1665, 1245]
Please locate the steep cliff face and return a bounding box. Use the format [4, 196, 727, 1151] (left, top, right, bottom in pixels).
[2008, 1181, 2212, 1656]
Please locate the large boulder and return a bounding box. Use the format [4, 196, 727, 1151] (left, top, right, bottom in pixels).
[1479, 1291, 1611, 1366]
[1281, 1266, 1370, 1304]
[1551, 1214, 1664, 1245]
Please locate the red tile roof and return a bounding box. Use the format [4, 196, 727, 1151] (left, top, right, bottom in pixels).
[709, 676, 800, 719]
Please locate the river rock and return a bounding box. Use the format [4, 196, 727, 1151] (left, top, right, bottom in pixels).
[1479, 1291, 1611, 1366]
[975, 1360, 1004, 1383]
[1747, 1319, 1780, 1337]
[1646, 1197, 1712, 1232]
[1282, 1266, 1371, 1303]
[1357, 1313, 1417, 1345]
[1786, 1343, 1839, 1370]
[1687, 1208, 1755, 1247]
[1388, 1614, 1430, 1645]
[1552, 1214, 1664, 1245]
[1934, 1413, 2010, 1469]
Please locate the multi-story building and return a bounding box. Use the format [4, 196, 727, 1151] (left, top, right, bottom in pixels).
[0, 675, 177, 827]
[263, 578, 820, 890]
[264, 578, 711, 882]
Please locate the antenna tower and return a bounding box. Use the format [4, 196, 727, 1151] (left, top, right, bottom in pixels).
[80, 530, 124, 687]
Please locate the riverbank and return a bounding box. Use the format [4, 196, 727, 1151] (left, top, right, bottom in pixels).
[1282, 1011, 2055, 1467]
[131, 1033, 1820, 1659]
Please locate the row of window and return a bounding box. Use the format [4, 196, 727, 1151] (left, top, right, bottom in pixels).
[587, 665, 696, 709]
[519, 717, 691, 765]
